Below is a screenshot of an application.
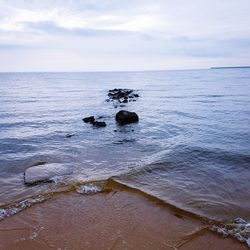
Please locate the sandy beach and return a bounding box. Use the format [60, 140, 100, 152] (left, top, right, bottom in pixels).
[0, 181, 247, 250]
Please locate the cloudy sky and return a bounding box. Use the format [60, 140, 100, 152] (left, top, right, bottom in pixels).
[0, 0, 250, 72]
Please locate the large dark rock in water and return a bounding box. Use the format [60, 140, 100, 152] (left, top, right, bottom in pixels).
[115, 110, 139, 125]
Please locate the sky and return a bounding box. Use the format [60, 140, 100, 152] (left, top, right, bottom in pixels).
[0, 0, 250, 72]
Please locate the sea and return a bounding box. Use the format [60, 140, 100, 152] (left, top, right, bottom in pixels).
[0, 69, 249, 244]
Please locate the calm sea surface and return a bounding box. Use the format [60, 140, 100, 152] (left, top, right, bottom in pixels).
[0, 69, 250, 223]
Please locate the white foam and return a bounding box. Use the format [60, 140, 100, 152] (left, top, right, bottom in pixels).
[0, 195, 48, 221]
[211, 218, 250, 248]
[76, 184, 102, 195]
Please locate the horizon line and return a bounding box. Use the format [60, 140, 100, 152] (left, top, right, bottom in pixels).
[0, 66, 249, 74]
[0, 67, 211, 74]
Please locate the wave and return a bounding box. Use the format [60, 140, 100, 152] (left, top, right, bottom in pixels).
[0, 194, 50, 221]
[0, 177, 249, 247]
[106, 178, 250, 247]
[76, 183, 103, 195]
[211, 218, 250, 247]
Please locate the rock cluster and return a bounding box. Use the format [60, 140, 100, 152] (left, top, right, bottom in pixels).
[82, 89, 140, 129]
[107, 88, 139, 103]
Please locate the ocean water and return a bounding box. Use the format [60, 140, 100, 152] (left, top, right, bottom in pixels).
[0, 69, 249, 227]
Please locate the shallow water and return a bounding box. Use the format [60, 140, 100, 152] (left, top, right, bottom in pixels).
[0, 69, 250, 223]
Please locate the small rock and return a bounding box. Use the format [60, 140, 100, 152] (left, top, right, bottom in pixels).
[66, 134, 74, 138]
[115, 110, 139, 125]
[83, 116, 95, 123]
[93, 121, 107, 128]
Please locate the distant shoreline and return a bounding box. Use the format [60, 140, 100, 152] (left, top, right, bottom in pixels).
[211, 66, 250, 69]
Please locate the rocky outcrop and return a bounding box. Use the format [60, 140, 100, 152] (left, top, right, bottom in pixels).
[107, 89, 139, 104]
[82, 89, 140, 129]
[115, 110, 139, 125]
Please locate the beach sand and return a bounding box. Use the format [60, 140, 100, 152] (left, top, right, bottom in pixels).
[0, 182, 247, 250]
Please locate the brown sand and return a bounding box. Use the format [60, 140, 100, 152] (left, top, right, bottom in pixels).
[0, 184, 247, 250]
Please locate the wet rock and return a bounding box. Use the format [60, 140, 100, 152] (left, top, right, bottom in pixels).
[24, 163, 72, 185]
[82, 116, 95, 124]
[93, 121, 107, 128]
[107, 88, 139, 104]
[115, 110, 139, 125]
[65, 134, 75, 138]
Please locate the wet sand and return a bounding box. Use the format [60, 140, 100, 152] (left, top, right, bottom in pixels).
[0, 183, 247, 250]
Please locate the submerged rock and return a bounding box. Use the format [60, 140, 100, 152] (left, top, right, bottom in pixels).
[65, 134, 75, 138]
[115, 110, 139, 125]
[83, 116, 107, 128]
[93, 121, 107, 128]
[82, 116, 95, 124]
[24, 163, 72, 185]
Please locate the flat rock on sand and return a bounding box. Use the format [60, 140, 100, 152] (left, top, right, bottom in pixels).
[24, 163, 72, 185]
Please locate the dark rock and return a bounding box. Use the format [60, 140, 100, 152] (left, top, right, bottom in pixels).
[93, 121, 107, 128]
[66, 134, 74, 138]
[107, 88, 139, 104]
[115, 110, 139, 125]
[83, 116, 95, 123]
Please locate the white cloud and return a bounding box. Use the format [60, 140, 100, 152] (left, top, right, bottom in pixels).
[0, 0, 249, 71]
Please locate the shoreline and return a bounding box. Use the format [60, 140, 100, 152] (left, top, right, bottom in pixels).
[0, 182, 247, 249]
